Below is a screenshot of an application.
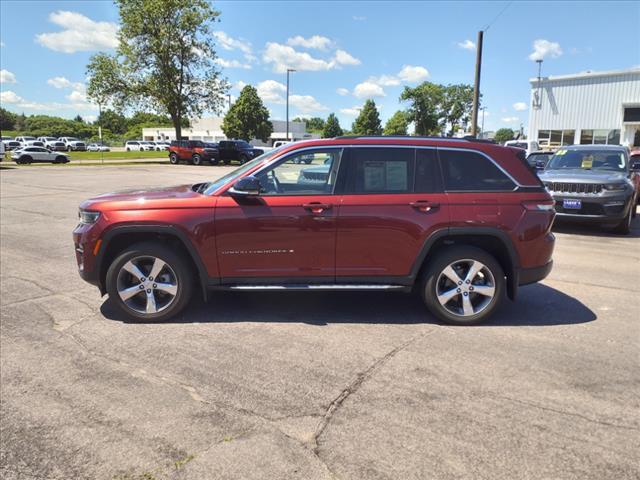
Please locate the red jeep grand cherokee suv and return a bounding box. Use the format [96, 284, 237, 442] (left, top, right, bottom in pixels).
[73, 137, 555, 325]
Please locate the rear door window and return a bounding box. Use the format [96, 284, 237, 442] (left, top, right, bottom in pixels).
[346, 147, 415, 194]
[439, 149, 516, 191]
[414, 148, 442, 193]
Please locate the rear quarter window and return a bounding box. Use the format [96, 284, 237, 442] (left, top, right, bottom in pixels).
[439, 149, 516, 191]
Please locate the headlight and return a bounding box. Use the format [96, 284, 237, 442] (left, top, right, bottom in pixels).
[78, 210, 100, 224]
[603, 183, 627, 191]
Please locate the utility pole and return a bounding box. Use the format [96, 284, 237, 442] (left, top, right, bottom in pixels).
[480, 107, 486, 138]
[471, 30, 484, 137]
[227, 94, 231, 111]
[98, 102, 103, 164]
[286, 69, 295, 141]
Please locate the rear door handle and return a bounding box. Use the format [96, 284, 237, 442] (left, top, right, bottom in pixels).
[302, 202, 332, 214]
[409, 201, 440, 213]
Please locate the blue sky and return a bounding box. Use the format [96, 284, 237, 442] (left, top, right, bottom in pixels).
[1, 1, 639, 132]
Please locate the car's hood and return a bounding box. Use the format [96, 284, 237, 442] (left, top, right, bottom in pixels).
[540, 169, 628, 183]
[80, 184, 210, 211]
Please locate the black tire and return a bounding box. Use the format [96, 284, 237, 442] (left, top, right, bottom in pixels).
[421, 246, 505, 326]
[106, 242, 194, 322]
[612, 202, 633, 235]
[192, 154, 202, 166]
[223, 158, 231, 165]
[55, 156, 67, 164]
[20, 156, 32, 164]
[239, 155, 248, 165]
[169, 153, 179, 164]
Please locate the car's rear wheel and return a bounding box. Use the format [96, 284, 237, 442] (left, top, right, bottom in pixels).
[239, 154, 248, 165]
[19, 156, 32, 164]
[106, 242, 193, 322]
[55, 156, 67, 164]
[169, 153, 179, 164]
[422, 246, 505, 325]
[192, 154, 202, 166]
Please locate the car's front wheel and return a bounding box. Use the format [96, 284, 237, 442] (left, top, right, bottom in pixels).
[106, 242, 193, 322]
[169, 153, 179, 164]
[191, 154, 202, 166]
[422, 246, 505, 325]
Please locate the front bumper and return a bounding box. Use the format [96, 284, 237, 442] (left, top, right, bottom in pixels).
[551, 191, 633, 223]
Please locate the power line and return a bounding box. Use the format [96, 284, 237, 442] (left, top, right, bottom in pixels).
[482, 1, 513, 32]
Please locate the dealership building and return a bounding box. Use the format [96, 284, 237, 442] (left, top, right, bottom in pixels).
[142, 117, 319, 146]
[527, 68, 640, 148]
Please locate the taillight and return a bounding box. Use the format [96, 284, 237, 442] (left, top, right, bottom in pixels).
[521, 200, 555, 211]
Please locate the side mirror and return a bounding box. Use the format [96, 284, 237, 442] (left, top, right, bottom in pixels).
[229, 176, 262, 196]
[630, 160, 640, 171]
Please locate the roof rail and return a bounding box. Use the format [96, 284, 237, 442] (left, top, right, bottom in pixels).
[334, 135, 496, 144]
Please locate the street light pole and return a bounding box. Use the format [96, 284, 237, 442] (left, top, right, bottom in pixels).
[286, 69, 295, 141]
[471, 30, 484, 137]
[227, 94, 231, 111]
[98, 102, 103, 164]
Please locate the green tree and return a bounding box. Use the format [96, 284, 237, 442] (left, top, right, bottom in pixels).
[98, 110, 128, 134]
[14, 113, 27, 131]
[73, 114, 84, 123]
[0, 107, 17, 130]
[222, 85, 273, 142]
[352, 99, 382, 135]
[86, 0, 227, 141]
[383, 111, 408, 135]
[494, 128, 515, 144]
[295, 116, 325, 132]
[440, 84, 474, 136]
[400, 82, 445, 135]
[322, 113, 343, 138]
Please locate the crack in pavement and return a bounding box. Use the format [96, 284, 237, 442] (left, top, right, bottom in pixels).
[310, 329, 436, 455]
[495, 395, 639, 432]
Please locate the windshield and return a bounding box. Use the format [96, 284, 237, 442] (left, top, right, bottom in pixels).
[202, 147, 286, 195]
[546, 149, 627, 172]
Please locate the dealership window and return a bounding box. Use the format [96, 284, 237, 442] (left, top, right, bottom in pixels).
[623, 107, 640, 122]
[580, 129, 620, 145]
[537, 130, 575, 146]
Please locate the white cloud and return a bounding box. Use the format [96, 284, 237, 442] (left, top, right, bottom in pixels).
[213, 31, 252, 55]
[529, 39, 562, 61]
[513, 102, 527, 111]
[398, 65, 429, 83]
[0, 69, 16, 84]
[263, 42, 360, 73]
[353, 81, 386, 99]
[367, 74, 400, 86]
[233, 80, 247, 91]
[263, 42, 333, 73]
[214, 58, 252, 69]
[457, 40, 476, 51]
[336, 87, 350, 96]
[501, 116, 519, 123]
[67, 90, 87, 103]
[334, 49, 361, 66]
[256, 79, 287, 104]
[1, 90, 23, 103]
[47, 76, 84, 91]
[340, 105, 362, 116]
[289, 94, 328, 114]
[287, 35, 331, 50]
[35, 11, 118, 53]
[83, 114, 97, 122]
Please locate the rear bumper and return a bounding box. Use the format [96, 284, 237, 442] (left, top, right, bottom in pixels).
[518, 260, 553, 286]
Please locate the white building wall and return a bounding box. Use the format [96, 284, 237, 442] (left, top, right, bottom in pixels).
[528, 69, 640, 145]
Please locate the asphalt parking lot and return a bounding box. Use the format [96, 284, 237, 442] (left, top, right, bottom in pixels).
[1, 164, 639, 480]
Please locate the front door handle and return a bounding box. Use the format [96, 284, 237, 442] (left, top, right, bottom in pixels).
[410, 201, 440, 213]
[302, 202, 332, 214]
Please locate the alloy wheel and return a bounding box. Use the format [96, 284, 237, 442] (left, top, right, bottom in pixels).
[116, 255, 178, 315]
[435, 259, 496, 318]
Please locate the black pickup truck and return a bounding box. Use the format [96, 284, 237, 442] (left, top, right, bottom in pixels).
[218, 140, 264, 165]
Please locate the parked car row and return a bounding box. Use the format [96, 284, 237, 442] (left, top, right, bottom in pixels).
[2, 136, 87, 151]
[168, 140, 264, 165]
[125, 140, 170, 151]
